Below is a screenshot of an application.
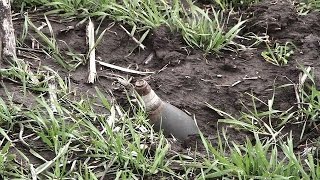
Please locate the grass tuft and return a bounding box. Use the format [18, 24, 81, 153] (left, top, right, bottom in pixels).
[261, 41, 296, 66]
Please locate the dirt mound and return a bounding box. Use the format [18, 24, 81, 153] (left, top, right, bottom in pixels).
[245, 0, 298, 36]
[245, 0, 320, 72]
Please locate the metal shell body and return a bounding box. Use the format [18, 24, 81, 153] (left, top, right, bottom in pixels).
[135, 80, 199, 140]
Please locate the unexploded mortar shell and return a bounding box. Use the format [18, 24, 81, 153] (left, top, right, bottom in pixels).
[134, 79, 199, 140]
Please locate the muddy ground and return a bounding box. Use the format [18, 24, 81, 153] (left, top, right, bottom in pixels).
[7, 0, 320, 154]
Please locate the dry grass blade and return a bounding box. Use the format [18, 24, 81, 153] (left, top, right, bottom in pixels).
[87, 18, 97, 83]
[120, 25, 146, 50]
[299, 66, 312, 89]
[144, 52, 154, 65]
[0, 0, 17, 60]
[48, 76, 58, 113]
[35, 140, 71, 175]
[97, 60, 154, 75]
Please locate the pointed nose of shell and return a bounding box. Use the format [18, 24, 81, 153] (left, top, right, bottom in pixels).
[135, 79, 151, 96]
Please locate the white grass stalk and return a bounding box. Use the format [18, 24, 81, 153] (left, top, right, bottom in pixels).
[30, 164, 37, 180]
[48, 78, 58, 113]
[144, 52, 154, 64]
[120, 25, 146, 50]
[87, 19, 97, 83]
[106, 105, 116, 128]
[97, 60, 154, 75]
[0, 0, 17, 60]
[299, 66, 312, 88]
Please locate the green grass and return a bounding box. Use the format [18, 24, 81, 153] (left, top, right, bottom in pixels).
[261, 42, 296, 66]
[298, 65, 320, 135]
[24, 15, 85, 70]
[0, 65, 173, 178]
[172, 5, 246, 53]
[213, 0, 260, 10]
[195, 131, 319, 179]
[206, 88, 296, 136]
[298, 0, 320, 15]
[0, 141, 16, 178]
[15, 0, 246, 56]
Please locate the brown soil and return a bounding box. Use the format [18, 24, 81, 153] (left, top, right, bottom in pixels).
[8, 0, 320, 155]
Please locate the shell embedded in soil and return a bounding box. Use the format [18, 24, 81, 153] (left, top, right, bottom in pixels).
[134, 79, 199, 140]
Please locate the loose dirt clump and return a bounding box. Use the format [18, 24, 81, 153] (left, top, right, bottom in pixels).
[244, 0, 298, 36]
[245, 0, 320, 72]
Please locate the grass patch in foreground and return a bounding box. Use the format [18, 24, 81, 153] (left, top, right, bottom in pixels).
[196, 130, 320, 179]
[0, 62, 176, 178]
[0, 59, 319, 178]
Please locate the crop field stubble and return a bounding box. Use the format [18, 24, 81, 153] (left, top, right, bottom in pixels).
[2, 0, 320, 179]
